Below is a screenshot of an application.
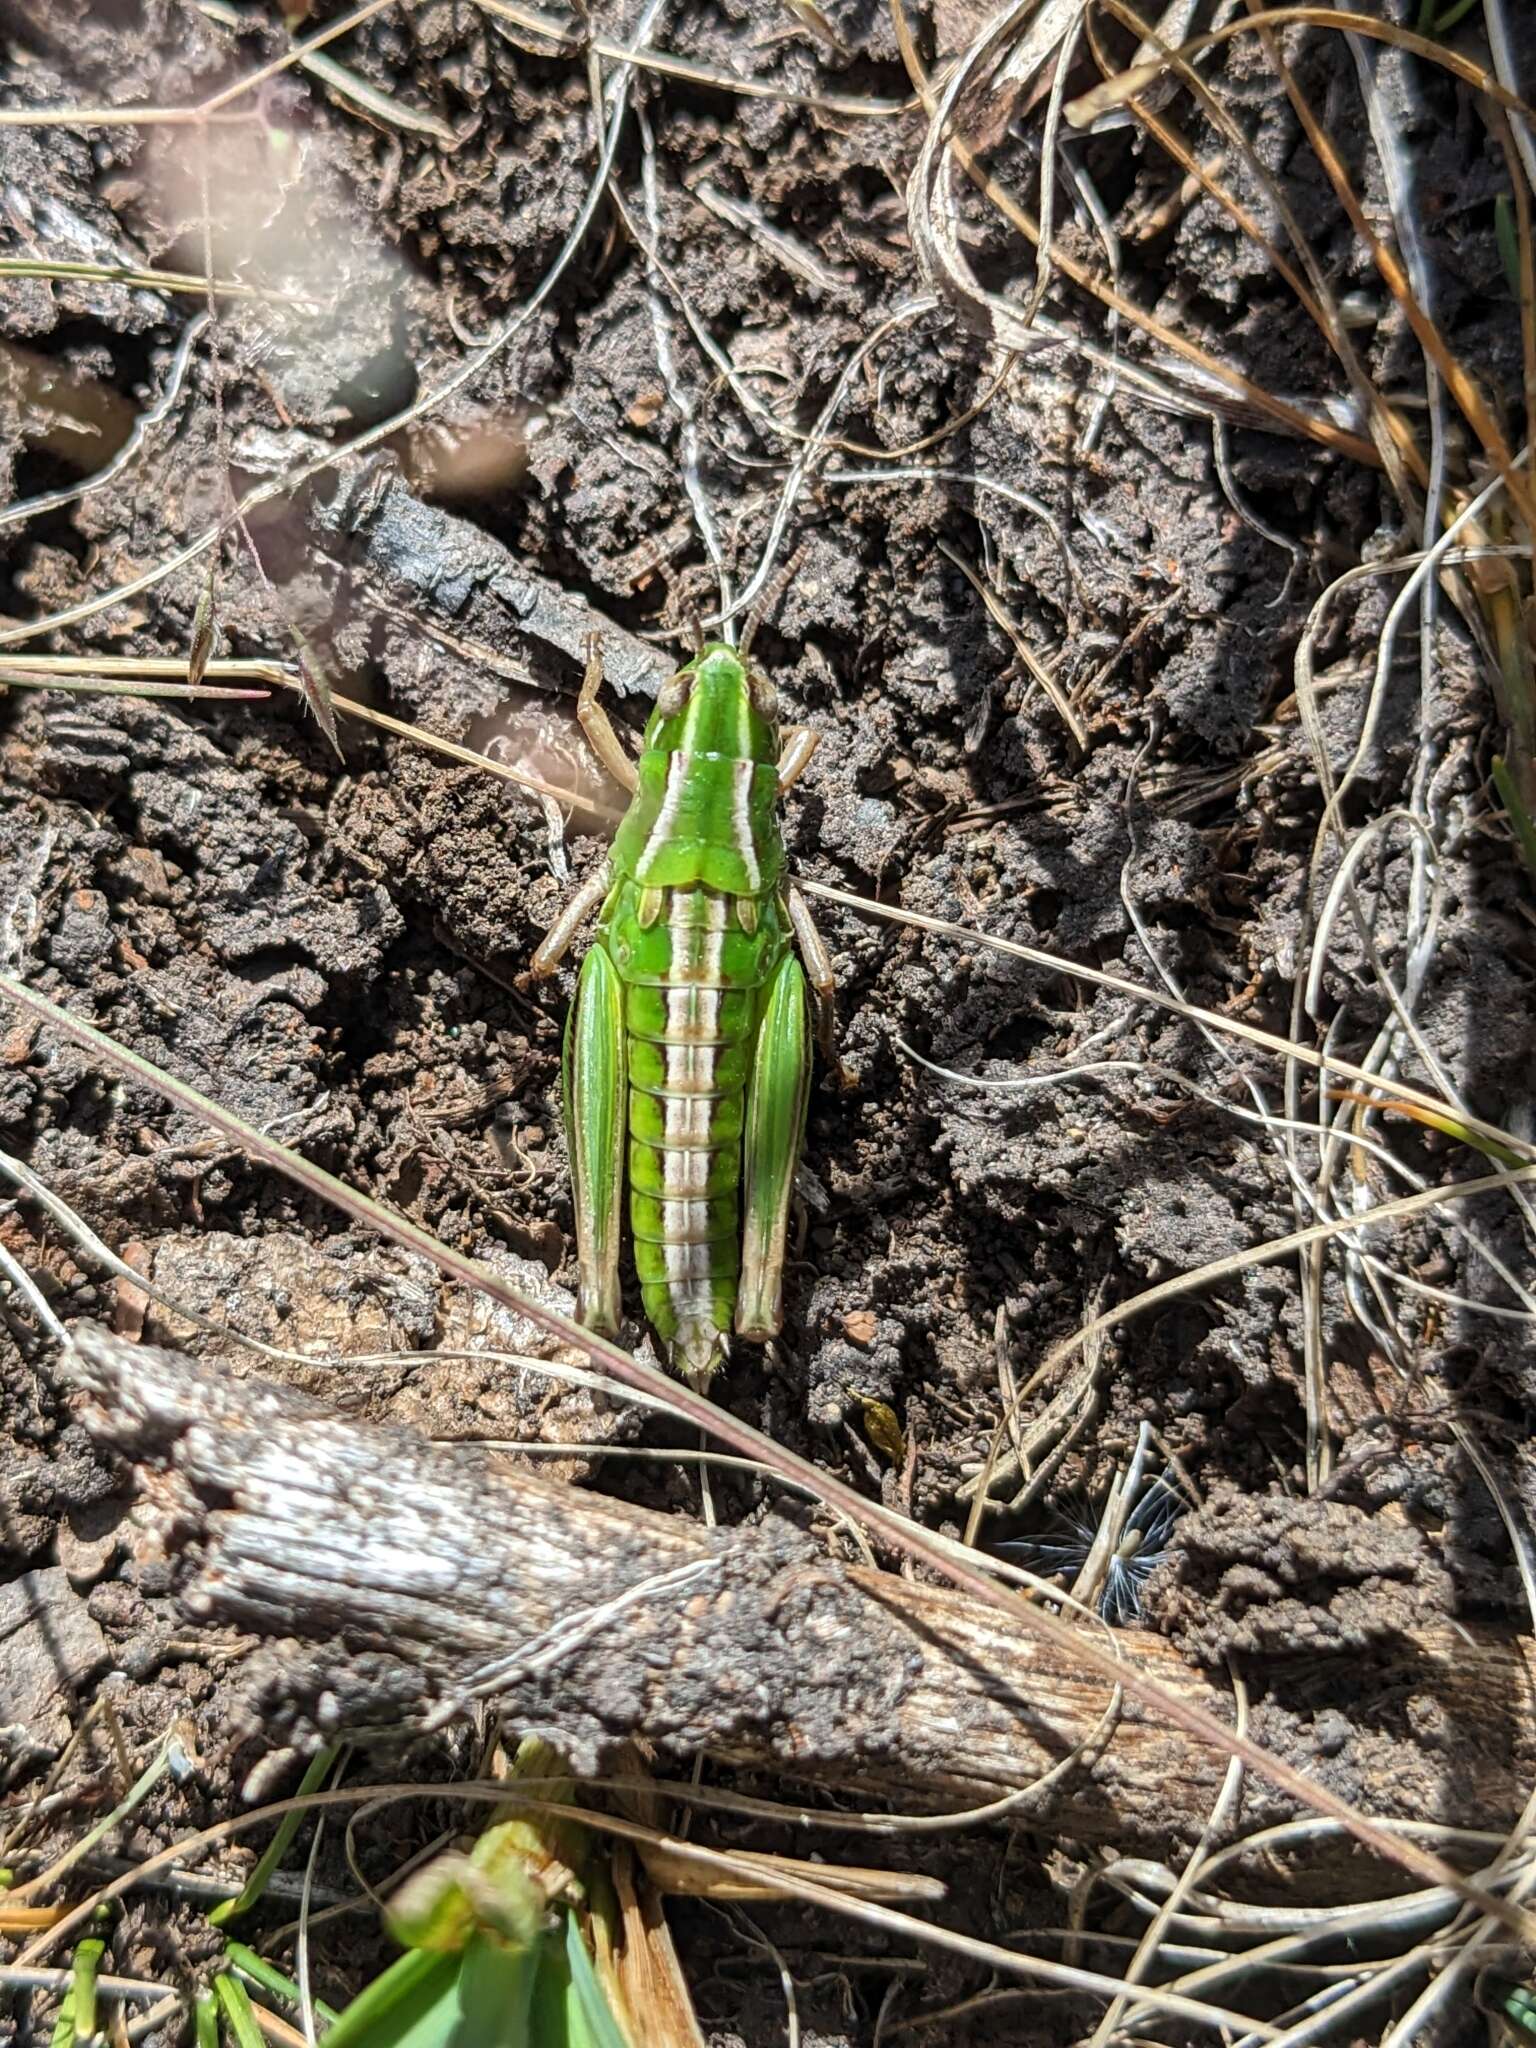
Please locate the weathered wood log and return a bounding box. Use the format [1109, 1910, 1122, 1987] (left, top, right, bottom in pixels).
[64, 1325, 1536, 1859]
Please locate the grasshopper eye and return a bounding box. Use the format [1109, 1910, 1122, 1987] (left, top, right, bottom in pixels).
[749, 671, 779, 722]
[655, 671, 691, 717]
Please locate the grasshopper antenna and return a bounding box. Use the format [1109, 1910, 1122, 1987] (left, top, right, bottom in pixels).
[735, 541, 808, 663]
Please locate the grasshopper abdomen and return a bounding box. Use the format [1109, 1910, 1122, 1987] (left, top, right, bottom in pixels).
[610, 878, 793, 1379]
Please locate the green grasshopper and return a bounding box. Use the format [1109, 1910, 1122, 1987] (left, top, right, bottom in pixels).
[529, 637, 837, 1384]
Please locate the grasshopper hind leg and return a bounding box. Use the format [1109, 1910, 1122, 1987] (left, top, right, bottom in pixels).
[736, 951, 813, 1344]
[563, 942, 627, 1337]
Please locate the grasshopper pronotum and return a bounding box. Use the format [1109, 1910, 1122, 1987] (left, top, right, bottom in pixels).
[529, 636, 836, 1385]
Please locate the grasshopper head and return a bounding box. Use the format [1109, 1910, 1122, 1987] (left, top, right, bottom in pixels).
[647, 642, 779, 761]
[619, 640, 789, 894]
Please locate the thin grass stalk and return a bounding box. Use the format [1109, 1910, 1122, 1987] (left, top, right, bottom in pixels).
[1089, 0, 1426, 502]
[1239, 2, 1536, 533]
[890, 0, 1382, 462]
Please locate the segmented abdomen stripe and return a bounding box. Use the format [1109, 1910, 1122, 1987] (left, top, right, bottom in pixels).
[664, 984, 723, 1046]
[627, 888, 751, 1251]
[665, 887, 728, 981]
[636, 1146, 719, 1195]
[645, 1094, 720, 1149]
[660, 1241, 730, 1283]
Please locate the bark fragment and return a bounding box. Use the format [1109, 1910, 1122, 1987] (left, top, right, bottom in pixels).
[62, 1325, 1536, 1858]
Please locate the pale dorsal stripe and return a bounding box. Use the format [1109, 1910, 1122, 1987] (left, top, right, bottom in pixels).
[664, 888, 727, 982]
[663, 1239, 717, 1284]
[661, 1092, 716, 1148]
[662, 1043, 721, 1094]
[658, 1148, 713, 1196]
[730, 758, 760, 889]
[655, 1198, 720, 1244]
[634, 879, 746, 1347]
[664, 984, 723, 1045]
[637, 752, 690, 875]
[663, 897, 729, 991]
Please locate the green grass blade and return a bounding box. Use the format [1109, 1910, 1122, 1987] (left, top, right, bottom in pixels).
[210, 1745, 339, 1927]
[49, 1934, 106, 2048]
[316, 1937, 540, 2048]
[310, 1948, 457, 2048]
[224, 1939, 339, 2025]
[70, 1934, 104, 2044]
[1492, 755, 1536, 885]
[194, 1990, 220, 2048]
[1498, 1979, 1536, 2035]
[48, 1981, 76, 2048]
[213, 1974, 269, 2048]
[454, 1933, 539, 2047]
[528, 1931, 576, 2047]
[562, 1913, 631, 2048]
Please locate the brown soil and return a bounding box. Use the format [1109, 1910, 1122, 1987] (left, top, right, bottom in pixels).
[2, 3, 1534, 2044]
